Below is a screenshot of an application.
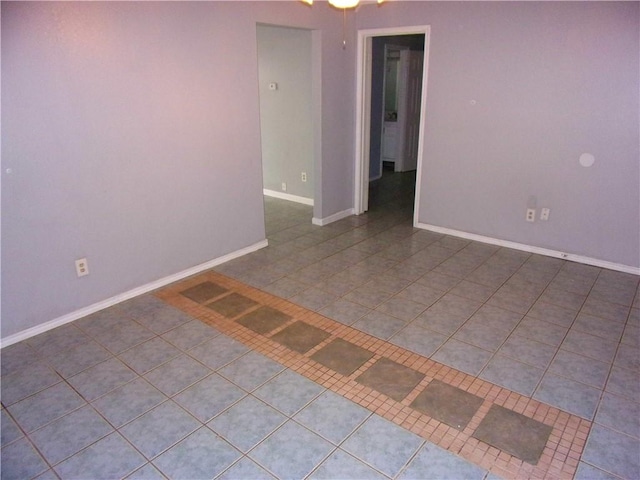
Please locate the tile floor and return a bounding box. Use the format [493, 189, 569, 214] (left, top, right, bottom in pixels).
[1, 170, 639, 479]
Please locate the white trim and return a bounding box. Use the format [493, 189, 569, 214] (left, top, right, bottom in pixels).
[416, 223, 640, 275]
[0, 240, 269, 349]
[263, 189, 314, 206]
[354, 25, 431, 217]
[312, 208, 355, 226]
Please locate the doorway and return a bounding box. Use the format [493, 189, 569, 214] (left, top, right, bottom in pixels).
[354, 26, 430, 226]
[256, 24, 321, 225]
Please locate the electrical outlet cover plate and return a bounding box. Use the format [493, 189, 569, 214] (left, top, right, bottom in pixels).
[526, 208, 536, 223]
[540, 208, 550, 221]
[75, 258, 89, 277]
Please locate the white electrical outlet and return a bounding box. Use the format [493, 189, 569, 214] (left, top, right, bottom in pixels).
[75, 258, 89, 277]
[540, 208, 550, 221]
[301, 172, 307, 182]
[281, 182, 287, 192]
[526, 208, 536, 223]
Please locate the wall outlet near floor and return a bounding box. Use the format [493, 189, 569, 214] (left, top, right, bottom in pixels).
[540, 208, 550, 221]
[301, 172, 307, 182]
[281, 182, 287, 192]
[526, 208, 536, 223]
[75, 258, 89, 277]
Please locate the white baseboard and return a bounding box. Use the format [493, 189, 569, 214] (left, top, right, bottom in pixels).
[263, 189, 313, 206]
[312, 208, 355, 226]
[0, 239, 269, 349]
[416, 223, 640, 275]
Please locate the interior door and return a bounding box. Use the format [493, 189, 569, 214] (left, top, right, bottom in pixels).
[396, 49, 424, 172]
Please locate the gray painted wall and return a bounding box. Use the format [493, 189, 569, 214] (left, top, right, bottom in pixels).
[258, 25, 314, 200]
[1, 1, 355, 339]
[357, 1, 640, 268]
[2, 1, 638, 342]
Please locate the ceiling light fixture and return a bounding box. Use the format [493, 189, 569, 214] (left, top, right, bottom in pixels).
[300, 0, 384, 48]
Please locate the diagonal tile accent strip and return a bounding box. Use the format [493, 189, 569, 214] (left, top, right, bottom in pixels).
[158, 271, 592, 480]
[311, 338, 375, 376]
[236, 306, 291, 335]
[270, 321, 331, 354]
[356, 358, 425, 402]
[180, 281, 228, 304]
[410, 379, 484, 431]
[473, 404, 553, 464]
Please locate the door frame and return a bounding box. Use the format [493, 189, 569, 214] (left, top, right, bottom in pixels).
[353, 25, 431, 227]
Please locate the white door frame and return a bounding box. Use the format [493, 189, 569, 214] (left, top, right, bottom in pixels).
[354, 25, 431, 227]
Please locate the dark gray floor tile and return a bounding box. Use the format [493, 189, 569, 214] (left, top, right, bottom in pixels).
[398, 442, 486, 480]
[253, 369, 324, 416]
[218, 351, 284, 391]
[187, 335, 249, 370]
[152, 427, 240, 479]
[342, 415, 423, 478]
[310, 338, 375, 376]
[431, 339, 492, 376]
[67, 357, 137, 401]
[161, 320, 220, 351]
[118, 337, 181, 375]
[54, 433, 146, 480]
[180, 281, 228, 304]
[1, 361, 62, 406]
[534, 373, 601, 420]
[249, 421, 334, 480]
[8, 382, 85, 432]
[120, 401, 200, 459]
[309, 449, 388, 480]
[173, 373, 245, 422]
[582, 425, 640, 480]
[270, 321, 331, 354]
[0, 437, 49, 480]
[143, 354, 211, 396]
[30, 405, 113, 464]
[207, 293, 258, 318]
[473, 404, 552, 465]
[91, 378, 167, 428]
[294, 391, 371, 444]
[208, 396, 286, 452]
[356, 358, 424, 402]
[410, 380, 483, 430]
